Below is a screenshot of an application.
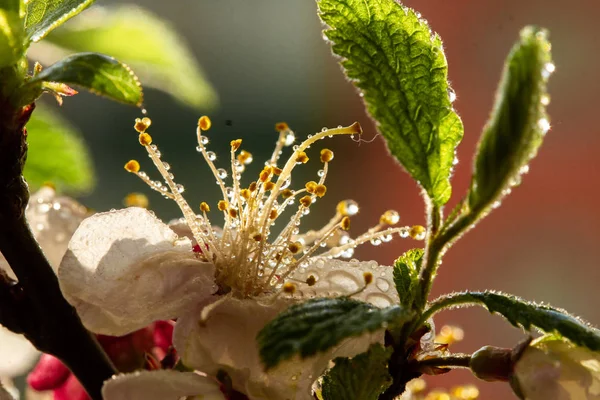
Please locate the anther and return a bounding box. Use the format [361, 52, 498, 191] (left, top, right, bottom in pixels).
[264, 182, 275, 191]
[240, 189, 251, 200]
[259, 168, 271, 183]
[124, 193, 149, 208]
[305, 181, 318, 194]
[320, 148, 334, 163]
[314, 184, 327, 198]
[248, 181, 258, 192]
[409, 225, 426, 240]
[228, 209, 238, 218]
[363, 272, 373, 285]
[200, 202, 210, 212]
[252, 232, 263, 242]
[296, 152, 309, 164]
[269, 209, 278, 219]
[230, 139, 242, 151]
[380, 210, 400, 225]
[341, 216, 351, 231]
[275, 122, 289, 132]
[124, 160, 141, 173]
[134, 117, 151, 132]
[299, 195, 312, 208]
[280, 189, 293, 199]
[218, 200, 229, 211]
[198, 116, 211, 131]
[288, 242, 302, 254]
[306, 275, 317, 286]
[139, 132, 153, 146]
[272, 167, 283, 175]
[237, 150, 253, 165]
[282, 282, 296, 294]
[337, 200, 359, 216]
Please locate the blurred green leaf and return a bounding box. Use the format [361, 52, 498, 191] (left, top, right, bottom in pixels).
[468, 26, 553, 214]
[258, 297, 412, 370]
[393, 248, 423, 309]
[39, 5, 217, 109]
[0, 0, 25, 67]
[24, 0, 94, 43]
[30, 52, 143, 105]
[322, 344, 393, 400]
[24, 106, 94, 193]
[318, 0, 463, 206]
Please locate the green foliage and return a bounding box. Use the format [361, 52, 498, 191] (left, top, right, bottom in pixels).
[257, 297, 412, 370]
[39, 5, 217, 109]
[468, 26, 552, 214]
[318, 0, 463, 206]
[321, 344, 393, 400]
[24, 106, 94, 193]
[393, 248, 423, 309]
[24, 0, 94, 43]
[30, 52, 143, 105]
[0, 0, 25, 67]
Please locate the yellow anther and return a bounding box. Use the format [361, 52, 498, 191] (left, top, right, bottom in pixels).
[296, 152, 309, 164]
[124, 193, 149, 208]
[200, 202, 210, 212]
[264, 181, 276, 191]
[409, 225, 426, 240]
[240, 189, 251, 200]
[228, 208, 238, 218]
[138, 132, 153, 146]
[299, 195, 312, 208]
[424, 391, 451, 400]
[314, 184, 327, 198]
[363, 272, 373, 285]
[282, 282, 296, 294]
[320, 148, 334, 163]
[218, 200, 228, 211]
[272, 167, 283, 175]
[280, 189, 294, 199]
[380, 210, 400, 225]
[275, 122, 289, 132]
[259, 168, 271, 183]
[336, 200, 359, 216]
[230, 139, 242, 152]
[134, 117, 151, 132]
[436, 325, 465, 345]
[198, 116, 211, 131]
[252, 232, 263, 242]
[406, 379, 426, 393]
[305, 181, 318, 194]
[124, 160, 140, 173]
[249, 181, 258, 192]
[451, 385, 479, 400]
[306, 275, 316, 286]
[341, 216, 351, 231]
[269, 209, 278, 220]
[288, 242, 302, 254]
[237, 150, 253, 165]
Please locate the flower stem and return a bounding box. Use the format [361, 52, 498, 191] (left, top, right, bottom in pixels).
[416, 353, 472, 370]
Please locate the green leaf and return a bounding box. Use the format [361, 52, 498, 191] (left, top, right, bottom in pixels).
[0, 0, 25, 67]
[257, 297, 412, 370]
[24, 106, 94, 193]
[468, 26, 553, 213]
[393, 248, 423, 309]
[38, 5, 216, 109]
[318, 0, 463, 205]
[433, 291, 600, 352]
[30, 52, 143, 105]
[321, 344, 393, 400]
[24, 0, 94, 43]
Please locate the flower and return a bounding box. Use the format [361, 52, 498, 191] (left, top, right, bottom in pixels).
[513, 336, 600, 400]
[58, 117, 425, 399]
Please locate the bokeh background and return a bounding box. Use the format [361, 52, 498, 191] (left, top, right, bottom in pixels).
[34, 1, 600, 398]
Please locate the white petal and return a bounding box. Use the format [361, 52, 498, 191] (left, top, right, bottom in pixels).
[292, 259, 398, 307]
[0, 326, 39, 377]
[59, 207, 217, 335]
[174, 296, 381, 400]
[102, 370, 225, 400]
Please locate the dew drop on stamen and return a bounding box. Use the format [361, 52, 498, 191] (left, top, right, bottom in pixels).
[200, 136, 209, 145]
[538, 118, 550, 135]
[217, 168, 228, 179]
[162, 162, 171, 171]
[317, 169, 325, 177]
[176, 184, 185, 193]
[207, 151, 217, 161]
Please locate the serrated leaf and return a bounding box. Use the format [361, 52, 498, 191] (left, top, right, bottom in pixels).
[468, 26, 553, 213]
[38, 5, 216, 109]
[24, 0, 94, 43]
[24, 106, 94, 193]
[257, 297, 412, 370]
[30, 52, 143, 105]
[321, 344, 392, 400]
[393, 248, 423, 309]
[318, 0, 463, 205]
[440, 291, 600, 352]
[0, 0, 25, 67]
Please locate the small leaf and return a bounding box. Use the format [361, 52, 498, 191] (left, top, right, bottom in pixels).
[436, 291, 600, 352]
[24, 0, 94, 43]
[393, 249, 423, 309]
[30, 52, 143, 105]
[0, 0, 25, 67]
[318, 0, 463, 205]
[24, 106, 94, 193]
[321, 344, 393, 400]
[257, 297, 412, 370]
[38, 5, 217, 109]
[468, 26, 553, 213]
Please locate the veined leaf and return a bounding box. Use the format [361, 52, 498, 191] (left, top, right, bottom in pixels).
[318, 0, 463, 205]
[24, 0, 94, 43]
[24, 106, 94, 193]
[321, 344, 393, 400]
[30, 52, 143, 106]
[38, 5, 217, 109]
[393, 248, 423, 309]
[257, 297, 412, 370]
[468, 26, 553, 213]
[0, 0, 25, 67]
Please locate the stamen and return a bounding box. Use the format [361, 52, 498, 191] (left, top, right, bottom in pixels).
[124, 193, 149, 208]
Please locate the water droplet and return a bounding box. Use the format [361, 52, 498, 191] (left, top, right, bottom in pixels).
[317, 169, 325, 177]
[141, 108, 147, 115]
[542, 62, 555, 79]
[201, 136, 210, 145]
[176, 184, 185, 193]
[415, 11, 421, 18]
[217, 168, 228, 179]
[321, 127, 328, 132]
[541, 95, 550, 106]
[207, 151, 217, 161]
[538, 118, 551, 135]
[453, 156, 459, 165]
[519, 165, 530, 175]
[376, 278, 390, 292]
[398, 229, 409, 238]
[292, 145, 299, 151]
[196, 146, 203, 152]
[365, 293, 393, 308]
[162, 162, 171, 171]
[448, 89, 457, 103]
[381, 234, 393, 242]
[326, 270, 361, 292]
[370, 238, 382, 246]
[284, 132, 295, 146]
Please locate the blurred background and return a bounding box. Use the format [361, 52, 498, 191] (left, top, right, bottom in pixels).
[23, 0, 600, 398]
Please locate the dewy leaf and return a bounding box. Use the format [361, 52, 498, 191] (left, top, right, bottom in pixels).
[24, 106, 94, 193]
[257, 297, 412, 370]
[38, 5, 217, 109]
[321, 344, 393, 400]
[468, 26, 553, 213]
[24, 0, 94, 43]
[318, 0, 463, 205]
[30, 52, 143, 105]
[434, 291, 600, 352]
[0, 0, 25, 67]
[393, 248, 423, 309]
